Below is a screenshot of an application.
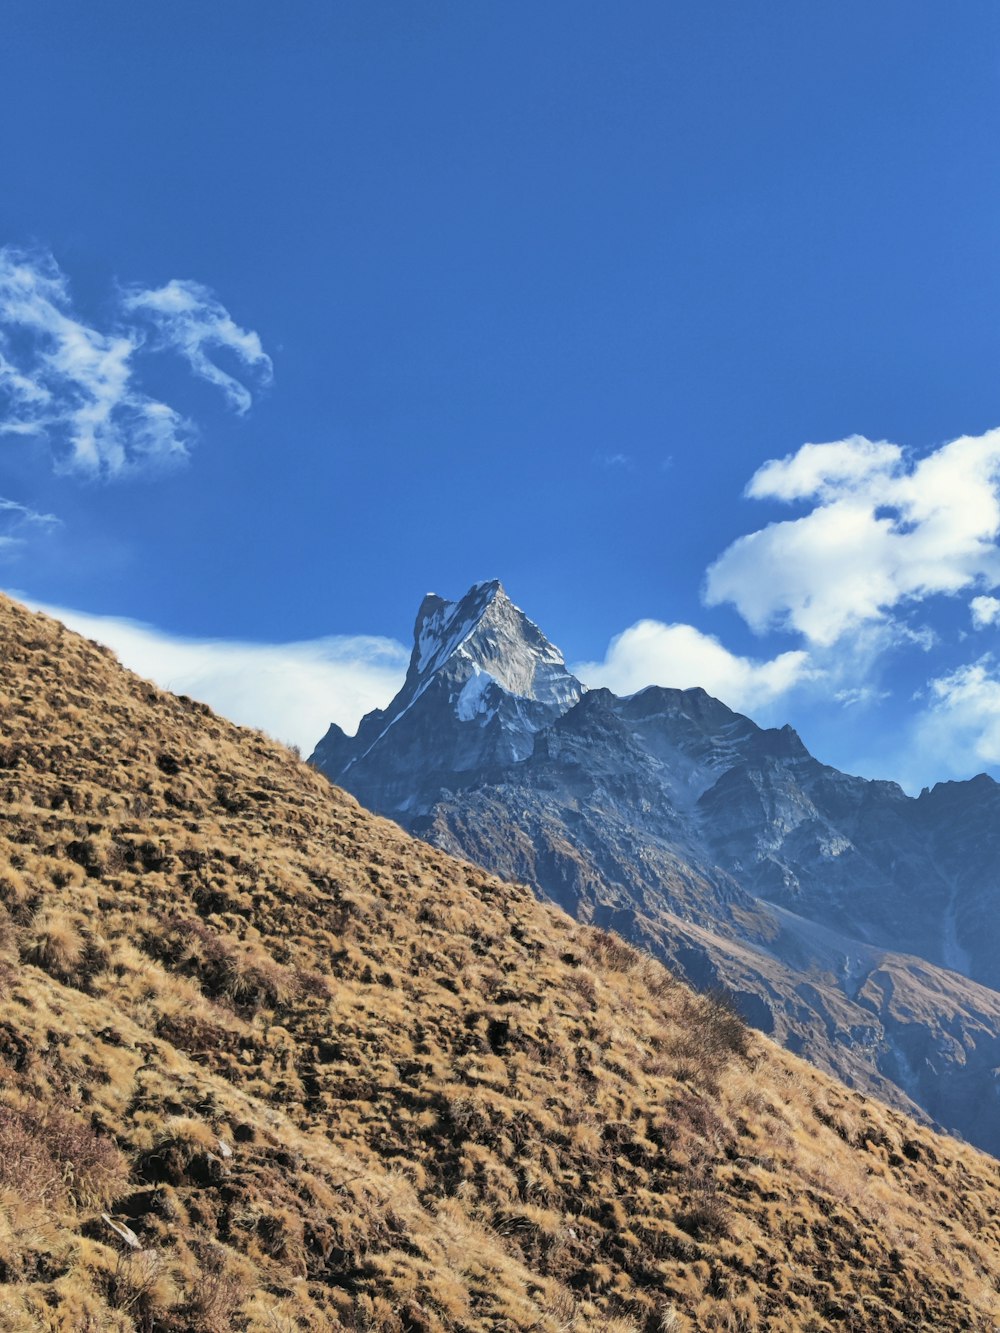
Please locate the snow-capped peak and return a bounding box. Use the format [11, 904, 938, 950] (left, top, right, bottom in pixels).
[408, 580, 582, 710]
[413, 580, 503, 678]
[311, 581, 585, 799]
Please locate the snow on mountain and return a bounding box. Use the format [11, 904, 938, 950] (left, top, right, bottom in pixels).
[311, 580, 1000, 1157]
[410, 579, 583, 710]
[311, 580, 583, 811]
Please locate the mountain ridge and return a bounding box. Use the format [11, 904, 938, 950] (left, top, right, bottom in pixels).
[313, 581, 1000, 1156]
[312, 580, 583, 814]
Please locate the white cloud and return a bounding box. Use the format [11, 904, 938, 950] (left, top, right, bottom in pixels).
[0, 497, 59, 552]
[121, 279, 272, 415]
[832, 685, 890, 708]
[574, 619, 812, 714]
[0, 247, 171, 473]
[0, 247, 269, 477]
[894, 656, 1000, 785]
[970, 595, 1000, 629]
[745, 436, 902, 502]
[0, 345, 50, 407]
[23, 599, 408, 753]
[706, 429, 1000, 647]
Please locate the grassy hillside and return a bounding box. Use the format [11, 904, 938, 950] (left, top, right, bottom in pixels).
[0, 592, 998, 1332]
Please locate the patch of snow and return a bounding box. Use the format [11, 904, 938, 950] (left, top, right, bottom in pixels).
[417, 606, 482, 676]
[456, 668, 496, 722]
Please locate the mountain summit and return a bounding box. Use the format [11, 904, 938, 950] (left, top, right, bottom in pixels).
[311, 580, 583, 813]
[313, 581, 1000, 1158]
[410, 579, 582, 708]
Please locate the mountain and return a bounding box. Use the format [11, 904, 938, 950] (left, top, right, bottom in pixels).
[313, 581, 1000, 1156]
[4, 594, 1000, 1330]
[312, 579, 583, 815]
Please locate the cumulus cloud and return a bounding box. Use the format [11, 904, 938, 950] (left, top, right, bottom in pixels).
[574, 619, 812, 714]
[0, 247, 269, 477]
[24, 600, 407, 753]
[706, 429, 1000, 647]
[970, 595, 1000, 629]
[572, 430, 1000, 726]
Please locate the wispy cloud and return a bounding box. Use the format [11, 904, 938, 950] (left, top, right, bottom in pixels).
[0, 247, 270, 477]
[890, 655, 1000, 787]
[22, 599, 408, 753]
[121, 279, 272, 416]
[0, 497, 59, 552]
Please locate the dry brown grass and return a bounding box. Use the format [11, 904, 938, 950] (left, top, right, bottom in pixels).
[0, 592, 998, 1330]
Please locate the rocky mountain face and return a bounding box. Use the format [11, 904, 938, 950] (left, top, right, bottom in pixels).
[313, 581, 1000, 1156]
[10, 592, 1000, 1331]
[312, 580, 582, 817]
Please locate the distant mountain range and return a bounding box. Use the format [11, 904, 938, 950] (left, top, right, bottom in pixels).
[313, 579, 1000, 1156]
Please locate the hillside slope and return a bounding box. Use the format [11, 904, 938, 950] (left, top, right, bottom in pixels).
[1, 593, 1000, 1332]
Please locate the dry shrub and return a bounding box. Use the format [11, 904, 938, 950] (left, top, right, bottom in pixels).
[667, 989, 753, 1089]
[149, 914, 300, 1011]
[254, 1206, 307, 1270]
[569, 970, 598, 1005]
[21, 906, 86, 981]
[587, 928, 640, 973]
[0, 1188, 66, 1285]
[154, 1002, 245, 1058]
[229, 949, 301, 1009]
[137, 1117, 229, 1189]
[105, 1249, 177, 1333]
[0, 866, 36, 922]
[0, 1104, 65, 1206]
[244, 1294, 304, 1332]
[181, 1244, 251, 1332]
[0, 1099, 128, 1209]
[676, 1188, 730, 1240]
[701, 989, 753, 1062]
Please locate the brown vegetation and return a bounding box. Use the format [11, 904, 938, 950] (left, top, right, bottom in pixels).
[0, 592, 998, 1330]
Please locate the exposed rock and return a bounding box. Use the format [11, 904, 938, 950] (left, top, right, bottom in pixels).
[313, 581, 1000, 1155]
[102, 1213, 141, 1250]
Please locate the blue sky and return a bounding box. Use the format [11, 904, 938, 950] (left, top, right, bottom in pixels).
[3, 1, 1000, 789]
